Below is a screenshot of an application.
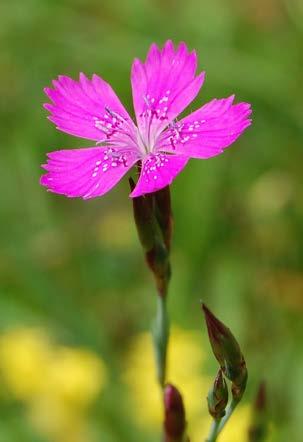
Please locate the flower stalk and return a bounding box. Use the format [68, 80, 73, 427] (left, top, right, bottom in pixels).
[153, 295, 169, 387]
[206, 419, 221, 442]
[130, 179, 172, 386]
[129, 178, 171, 298]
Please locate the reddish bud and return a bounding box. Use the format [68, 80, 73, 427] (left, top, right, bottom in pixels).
[202, 303, 247, 400]
[129, 177, 157, 251]
[164, 384, 186, 442]
[129, 177, 171, 297]
[146, 245, 171, 296]
[207, 369, 229, 419]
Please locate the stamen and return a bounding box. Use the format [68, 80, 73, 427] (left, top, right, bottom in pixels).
[93, 106, 138, 151]
[143, 95, 151, 107]
[105, 106, 127, 123]
[94, 120, 111, 133]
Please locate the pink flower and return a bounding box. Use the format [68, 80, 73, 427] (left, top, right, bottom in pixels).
[41, 41, 252, 199]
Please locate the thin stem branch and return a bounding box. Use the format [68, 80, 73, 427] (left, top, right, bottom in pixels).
[153, 295, 169, 388]
[217, 399, 239, 434]
[205, 419, 222, 442]
[205, 399, 239, 442]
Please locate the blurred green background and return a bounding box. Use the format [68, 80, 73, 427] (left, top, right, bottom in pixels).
[1, 0, 303, 441]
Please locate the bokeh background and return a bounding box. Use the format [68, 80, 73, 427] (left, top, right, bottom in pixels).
[1, 0, 303, 441]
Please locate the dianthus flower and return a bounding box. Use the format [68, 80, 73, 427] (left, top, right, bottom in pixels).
[41, 41, 251, 199]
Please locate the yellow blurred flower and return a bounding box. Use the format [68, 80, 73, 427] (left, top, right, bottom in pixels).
[123, 325, 252, 441]
[0, 327, 107, 442]
[28, 397, 89, 442]
[123, 326, 211, 428]
[47, 347, 107, 407]
[0, 328, 53, 400]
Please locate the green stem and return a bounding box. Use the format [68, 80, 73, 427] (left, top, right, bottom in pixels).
[217, 399, 239, 433]
[153, 295, 169, 388]
[206, 419, 222, 442]
[205, 399, 239, 442]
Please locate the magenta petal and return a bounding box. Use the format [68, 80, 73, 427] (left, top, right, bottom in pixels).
[131, 40, 205, 135]
[130, 153, 189, 197]
[41, 42, 253, 203]
[40, 147, 139, 199]
[158, 96, 252, 159]
[44, 74, 134, 141]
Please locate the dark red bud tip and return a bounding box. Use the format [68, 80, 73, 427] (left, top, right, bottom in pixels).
[201, 303, 236, 363]
[201, 303, 230, 341]
[164, 384, 186, 441]
[201, 303, 247, 391]
[164, 384, 184, 410]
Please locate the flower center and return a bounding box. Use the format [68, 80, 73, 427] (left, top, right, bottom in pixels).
[136, 93, 171, 156]
[94, 107, 139, 152]
[136, 126, 154, 156]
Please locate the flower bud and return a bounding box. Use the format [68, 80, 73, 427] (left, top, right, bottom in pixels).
[202, 303, 247, 400]
[129, 178, 171, 297]
[164, 384, 186, 442]
[129, 177, 158, 251]
[146, 245, 171, 297]
[207, 369, 229, 420]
